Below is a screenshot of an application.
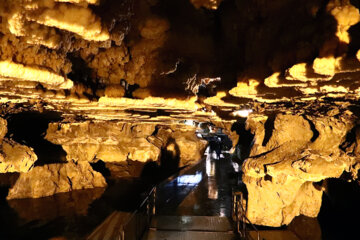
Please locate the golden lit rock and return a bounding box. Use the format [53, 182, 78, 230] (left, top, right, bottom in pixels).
[7, 161, 106, 199]
[264, 72, 307, 88]
[0, 118, 7, 142]
[27, 3, 110, 41]
[0, 60, 73, 89]
[243, 113, 355, 226]
[104, 85, 125, 98]
[46, 121, 207, 167]
[0, 138, 37, 173]
[229, 79, 260, 98]
[327, 0, 360, 44]
[46, 121, 159, 162]
[313, 57, 336, 76]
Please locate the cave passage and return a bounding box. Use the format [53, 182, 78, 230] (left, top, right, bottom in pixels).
[1, 0, 360, 239]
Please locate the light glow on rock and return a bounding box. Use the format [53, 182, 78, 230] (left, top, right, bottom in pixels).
[231, 109, 253, 118]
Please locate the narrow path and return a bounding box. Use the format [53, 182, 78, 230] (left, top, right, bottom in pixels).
[143, 150, 238, 240]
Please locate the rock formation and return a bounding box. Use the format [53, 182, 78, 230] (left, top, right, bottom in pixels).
[242, 113, 358, 226]
[0, 117, 37, 173]
[7, 161, 107, 199]
[45, 121, 207, 177]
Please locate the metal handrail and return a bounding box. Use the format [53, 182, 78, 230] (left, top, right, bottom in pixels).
[233, 191, 260, 240]
[117, 164, 195, 240]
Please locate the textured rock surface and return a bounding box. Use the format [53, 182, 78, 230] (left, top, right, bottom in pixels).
[46, 121, 160, 163]
[242, 113, 357, 227]
[7, 161, 106, 199]
[46, 121, 207, 173]
[0, 117, 7, 142]
[0, 117, 38, 173]
[0, 138, 37, 173]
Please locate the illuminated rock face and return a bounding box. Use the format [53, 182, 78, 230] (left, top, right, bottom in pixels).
[0, 138, 37, 173]
[7, 161, 107, 199]
[0, 118, 37, 173]
[242, 113, 357, 227]
[46, 121, 207, 170]
[46, 121, 160, 163]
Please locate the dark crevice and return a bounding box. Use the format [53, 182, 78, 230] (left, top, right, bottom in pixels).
[340, 125, 358, 152]
[90, 160, 111, 178]
[248, 146, 280, 159]
[318, 178, 360, 239]
[303, 115, 320, 142]
[262, 114, 276, 146]
[5, 111, 67, 166]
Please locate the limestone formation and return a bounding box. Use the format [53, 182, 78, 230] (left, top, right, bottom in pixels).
[0, 138, 38, 173]
[46, 121, 160, 163]
[7, 161, 107, 199]
[0, 117, 7, 142]
[0, 117, 38, 173]
[242, 113, 357, 227]
[46, 121, 207, 169]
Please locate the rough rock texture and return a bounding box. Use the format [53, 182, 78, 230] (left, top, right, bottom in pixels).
[242, 113, 357, 227]
[7, 161, 106, 199]
[0, 117, 7, 142]
[105, 160, 146, 178]
[0, 117, 38, 173]
[46, 121, 160, 163]
[154, 125, 208, 167]
[0, 138, 37, 173]
[46, 121, 207, 175]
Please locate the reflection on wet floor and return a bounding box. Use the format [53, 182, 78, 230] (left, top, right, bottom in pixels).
[143, 148, 238, 240]
[156, 147, 237, 217]
[0, 178, 152, 240]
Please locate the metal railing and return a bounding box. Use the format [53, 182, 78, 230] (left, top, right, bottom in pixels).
[120, 186, 157, 240]
[86, 186, 156, 240]
[88, 164, 193, 240]
[232, 190, 260, 240]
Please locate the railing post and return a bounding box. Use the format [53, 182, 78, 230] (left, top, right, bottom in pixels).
[152, 187, 157, 216]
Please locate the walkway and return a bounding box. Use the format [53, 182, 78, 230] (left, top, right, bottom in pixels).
[142, 150, 238, 240]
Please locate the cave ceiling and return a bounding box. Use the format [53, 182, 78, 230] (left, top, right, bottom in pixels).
[0, 0, 360, 124]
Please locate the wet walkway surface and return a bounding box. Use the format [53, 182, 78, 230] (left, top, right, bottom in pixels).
[143, 151, 239, 240]
[155, 151, 238, 216]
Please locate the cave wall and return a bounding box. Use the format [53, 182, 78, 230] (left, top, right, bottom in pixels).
[242, 112, 359, 227]
[0, 117, 207, 199]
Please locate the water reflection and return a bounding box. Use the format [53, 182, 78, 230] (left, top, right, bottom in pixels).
[156, 147, 237, 216]
[206, 150, 218, 200]
[8, 188, 105, 222]
[176, 172, 202, 186]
